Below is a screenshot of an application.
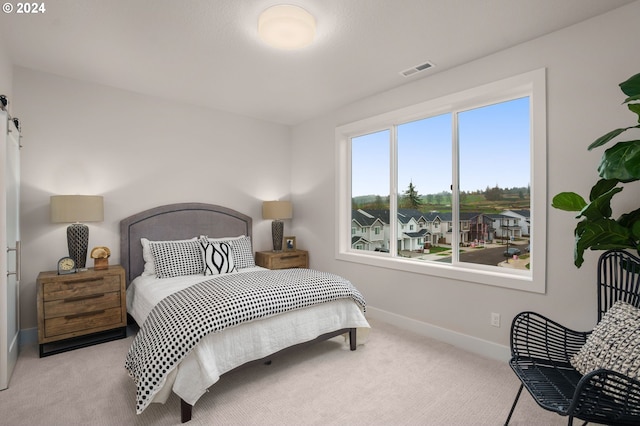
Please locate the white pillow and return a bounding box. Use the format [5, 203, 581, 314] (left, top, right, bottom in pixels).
[140, 237, 198, 276]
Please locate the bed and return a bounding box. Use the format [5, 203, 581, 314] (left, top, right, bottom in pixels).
[120, 203, 370, 422]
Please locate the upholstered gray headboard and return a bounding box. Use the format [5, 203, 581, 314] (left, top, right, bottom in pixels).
[119, 203, 252, 286]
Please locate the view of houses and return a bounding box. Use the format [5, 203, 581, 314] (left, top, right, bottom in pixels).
[352, 208, 530, 253]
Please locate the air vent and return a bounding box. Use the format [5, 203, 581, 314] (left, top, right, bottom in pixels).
[400, 61, 435, 78]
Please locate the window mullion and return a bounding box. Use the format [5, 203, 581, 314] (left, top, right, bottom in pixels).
[451, 111, 460, 263]
[389, 125, 398, 257]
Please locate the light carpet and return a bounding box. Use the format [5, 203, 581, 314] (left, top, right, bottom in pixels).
[0, 319, 570, 425]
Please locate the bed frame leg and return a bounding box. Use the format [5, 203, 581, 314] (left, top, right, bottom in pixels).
[181, 399, 192, 423]
[349, 328, 357, 351]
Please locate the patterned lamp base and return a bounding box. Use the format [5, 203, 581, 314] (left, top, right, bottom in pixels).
[272, 220, 284, 251]
[67, 223, 89, 269]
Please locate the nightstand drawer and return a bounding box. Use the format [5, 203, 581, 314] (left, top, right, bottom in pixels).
[270, 253, 307, 269]
[255, 250, 309, 269]
[44, 290, 122, 318]
[44, 306, 124, 338]
[42, 274, 121, 301]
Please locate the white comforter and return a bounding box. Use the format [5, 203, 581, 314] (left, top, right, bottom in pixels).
[126, 267, 370, 407]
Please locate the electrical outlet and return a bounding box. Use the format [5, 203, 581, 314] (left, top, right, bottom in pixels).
[491, 312, 501, 327]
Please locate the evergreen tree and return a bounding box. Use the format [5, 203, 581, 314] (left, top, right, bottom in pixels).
[403, 181, 422, 209]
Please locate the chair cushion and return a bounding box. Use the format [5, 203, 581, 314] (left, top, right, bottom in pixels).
[571, 300, 640, 380]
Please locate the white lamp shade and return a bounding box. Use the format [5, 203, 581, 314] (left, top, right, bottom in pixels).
[258, 4, 316, 50]
[262, 200, 293, 220]
[50, 195, 104, 223]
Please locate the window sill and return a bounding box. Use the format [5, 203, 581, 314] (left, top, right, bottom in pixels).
[336, 250, 544, 294]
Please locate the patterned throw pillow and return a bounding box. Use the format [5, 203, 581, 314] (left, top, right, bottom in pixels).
[149, 239, 204, 278]
[200, 240, 237, 275]
[571, 301, 640, 380]
[229, 236, 255, 269]
[141, 237, 198, 276]
[202, 235, 256, 269]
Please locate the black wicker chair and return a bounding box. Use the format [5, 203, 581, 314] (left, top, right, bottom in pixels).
[505, 249, 640, 426]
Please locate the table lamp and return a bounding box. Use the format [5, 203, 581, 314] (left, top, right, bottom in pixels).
[50, 195, 104, 269]
[262, 200, 292, 251]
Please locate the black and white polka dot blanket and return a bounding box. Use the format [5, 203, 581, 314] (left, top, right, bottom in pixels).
[125, 268, 366, 414]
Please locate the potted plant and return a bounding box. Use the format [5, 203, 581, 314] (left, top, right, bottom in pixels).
[552, 72, 640, 267]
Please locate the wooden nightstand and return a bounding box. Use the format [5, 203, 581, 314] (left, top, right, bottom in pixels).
[36, 265, 127, 357]
[255, 250, 309, 269]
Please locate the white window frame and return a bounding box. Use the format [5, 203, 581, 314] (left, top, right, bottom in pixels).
[335, 69, 547, 293]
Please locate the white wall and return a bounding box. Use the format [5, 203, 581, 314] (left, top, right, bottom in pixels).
[14, 68, 291, 330]
[291, 1, 640, 357]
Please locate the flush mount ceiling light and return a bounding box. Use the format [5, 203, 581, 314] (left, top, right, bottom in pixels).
[258, 4, 316, 50]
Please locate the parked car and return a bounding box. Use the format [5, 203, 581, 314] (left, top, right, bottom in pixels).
[374, 247, 389, 253]
[503, 247, 521, 257]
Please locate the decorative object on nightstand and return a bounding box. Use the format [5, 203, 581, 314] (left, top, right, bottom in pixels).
[50, 195, 104, 270]
[262, 200, 292, 252]
[90, 246, 111, 270]
[284, 236, 296, 251]
[56, 256, 76, 275]
[36, 265, 127, 357]
[255, 249, 308, 270]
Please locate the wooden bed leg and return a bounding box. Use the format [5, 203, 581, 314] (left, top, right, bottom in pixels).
[349, 328, 357, 351]
[181, 399, 192, 423]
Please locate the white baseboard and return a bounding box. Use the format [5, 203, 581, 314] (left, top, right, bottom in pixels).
[20, 310, 511, 361]
[366, 306, 510, 362]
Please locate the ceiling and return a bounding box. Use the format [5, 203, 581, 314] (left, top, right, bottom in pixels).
[0, 0, 635, 126]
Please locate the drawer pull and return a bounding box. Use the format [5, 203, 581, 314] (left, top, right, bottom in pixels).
[62, 277, 104, 285]
[63, 293, 105, 303]
[280, 255, 300, 260]
[65, 310, 105, 320]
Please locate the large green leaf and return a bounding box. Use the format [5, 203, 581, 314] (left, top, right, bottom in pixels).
[618, 207, 640, 246]
[633, 221, 640, 243]
[589, 178, 619, 201]
[551, 192, 586, 212]
[574, 218, 634, 267]
[588, 127, 635, 150]
[629, 103, 640, 124]
[578, 187, 622, 221]
[597, 140, 640, 182]
[620, 72, 640, 98]
[618, 207, 640, 229]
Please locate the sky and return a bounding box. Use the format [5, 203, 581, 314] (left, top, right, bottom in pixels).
[351, 97, 530, 197]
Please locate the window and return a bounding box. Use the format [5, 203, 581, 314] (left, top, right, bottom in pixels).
[336, 69, 546, 292]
